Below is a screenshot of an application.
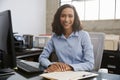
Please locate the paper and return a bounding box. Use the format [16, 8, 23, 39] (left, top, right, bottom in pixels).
[40, 71, 98, 80]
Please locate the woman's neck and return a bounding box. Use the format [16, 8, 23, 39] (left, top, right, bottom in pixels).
[64, 29, 73, 38]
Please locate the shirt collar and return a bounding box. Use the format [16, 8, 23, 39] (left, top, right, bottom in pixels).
[58, 31, 79, 39]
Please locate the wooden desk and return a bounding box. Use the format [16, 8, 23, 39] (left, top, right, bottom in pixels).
[16, 48, 43, 61]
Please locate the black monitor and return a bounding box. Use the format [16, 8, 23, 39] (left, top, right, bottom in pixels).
[0, 10, 16, 70]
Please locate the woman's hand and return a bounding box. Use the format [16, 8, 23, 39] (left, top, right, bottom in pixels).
[44, 62, 73, 73]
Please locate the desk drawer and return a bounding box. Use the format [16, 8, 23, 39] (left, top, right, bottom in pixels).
[102, 51, 119, 65]
[108, 68, 120, 74]
[104, 52, 116, 59]
[106, 63, 120, 74]
[107, 64, 116, 69]
[102, 56, 117, 66]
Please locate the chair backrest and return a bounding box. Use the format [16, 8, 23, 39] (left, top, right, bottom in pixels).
[89, 32, 105, 71]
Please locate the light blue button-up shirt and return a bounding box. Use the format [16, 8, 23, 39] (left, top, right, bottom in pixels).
[39, 30, 94, 71]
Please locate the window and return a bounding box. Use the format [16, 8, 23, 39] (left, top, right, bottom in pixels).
[85, 0, 99, 20]
[116, 0, 120, 19]
[60, 0, 120, 20]
[72, 1, 85, 20]
[100, 0, 115, 19]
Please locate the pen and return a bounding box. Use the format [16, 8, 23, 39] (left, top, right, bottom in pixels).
[82, 73, 92, 77]
[69, 73, 92, 80]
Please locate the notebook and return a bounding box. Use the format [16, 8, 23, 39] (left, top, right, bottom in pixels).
[40, 71, 98, 80]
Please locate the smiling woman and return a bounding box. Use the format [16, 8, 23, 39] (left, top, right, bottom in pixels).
[39, 4, 94, 73]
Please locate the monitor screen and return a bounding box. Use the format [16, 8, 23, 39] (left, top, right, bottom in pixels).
[0, 10, 16, 69]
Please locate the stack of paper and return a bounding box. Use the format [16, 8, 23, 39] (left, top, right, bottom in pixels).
[40, 71, 98, 80]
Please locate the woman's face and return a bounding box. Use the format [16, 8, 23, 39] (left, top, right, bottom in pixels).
[60, 8, 74, 31]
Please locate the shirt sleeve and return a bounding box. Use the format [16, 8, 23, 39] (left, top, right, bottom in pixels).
[38, 36, 54, 70]
[69, 32, 94, 71]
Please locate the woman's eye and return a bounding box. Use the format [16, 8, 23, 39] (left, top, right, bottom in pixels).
[69, 15, 73, 18]
[61, 14, 65, 17]
[61, 14, 74, 18]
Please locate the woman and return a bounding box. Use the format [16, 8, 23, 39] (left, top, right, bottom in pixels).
[39, 4, 94, 72]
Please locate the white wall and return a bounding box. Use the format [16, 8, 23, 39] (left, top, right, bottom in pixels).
[0, 0, 46, 36]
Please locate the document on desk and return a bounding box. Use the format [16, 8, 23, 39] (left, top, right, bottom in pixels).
[40, 71, 98, 80]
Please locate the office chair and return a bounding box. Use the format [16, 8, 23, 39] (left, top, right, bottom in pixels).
[89, 32, 105, 71]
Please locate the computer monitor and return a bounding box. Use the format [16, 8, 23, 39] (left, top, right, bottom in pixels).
[0, 10, 16, 69]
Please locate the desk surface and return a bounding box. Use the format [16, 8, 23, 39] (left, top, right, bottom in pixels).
[1, 71, 120, 80]
[16, 48, 43, 59]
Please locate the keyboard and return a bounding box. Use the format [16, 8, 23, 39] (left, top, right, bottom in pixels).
[17, 59, 41, 73]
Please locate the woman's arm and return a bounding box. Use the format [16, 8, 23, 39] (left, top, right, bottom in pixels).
[38, 36, 54, 70]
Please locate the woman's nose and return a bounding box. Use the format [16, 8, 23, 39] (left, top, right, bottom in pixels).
[65, 16, 69, 21]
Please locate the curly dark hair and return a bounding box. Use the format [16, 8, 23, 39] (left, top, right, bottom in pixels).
[52, 4, 83, 36]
